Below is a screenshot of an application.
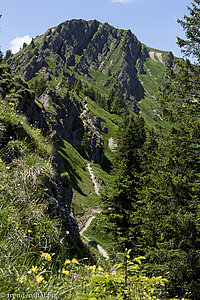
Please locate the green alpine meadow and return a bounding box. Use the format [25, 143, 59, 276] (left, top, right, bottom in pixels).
[0, 0, 200, 298]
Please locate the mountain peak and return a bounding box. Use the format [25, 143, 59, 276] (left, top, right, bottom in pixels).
[8, 19, 171, 113]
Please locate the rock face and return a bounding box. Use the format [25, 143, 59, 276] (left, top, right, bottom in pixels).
[9, 19, 151, 110]
[0, 64, 78, 238]
[8, 19, 173, 166]
[17, 92, 79, 235]
[22, 54, 48, 81]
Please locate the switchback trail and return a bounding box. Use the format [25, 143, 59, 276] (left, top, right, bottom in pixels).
[80, 209, 109, 260]
[79, 164, 109, 260]
[87, 163, 101, 195]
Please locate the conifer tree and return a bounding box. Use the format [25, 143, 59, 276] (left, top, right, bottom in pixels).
[177, 0, 200, 62]
[136, 1, 200, 298]
[101, 116, 146, 251]
[74, 79, 82, 95]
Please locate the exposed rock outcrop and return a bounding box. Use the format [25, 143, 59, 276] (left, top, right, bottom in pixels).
[80, 101, 104, 164]
[8, 19, 152, 111]
[166, 51, 174, 68]
[22, 53, 48, 81]
[7, 19, 173, 166]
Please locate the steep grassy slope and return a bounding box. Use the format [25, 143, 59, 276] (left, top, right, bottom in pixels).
[0, 64, 67, 293]
[5, 19, 175, 248]
[4, 20, 176, 244]
[0, 62, 95, 255]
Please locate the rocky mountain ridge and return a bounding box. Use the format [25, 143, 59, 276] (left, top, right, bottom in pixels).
[8, 19, 173, 111]
[4, 19, 175, 229]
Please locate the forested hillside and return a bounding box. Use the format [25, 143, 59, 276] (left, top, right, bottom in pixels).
[0, 1, 200, 299]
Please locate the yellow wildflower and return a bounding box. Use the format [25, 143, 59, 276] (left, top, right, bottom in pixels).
[97, 266, 104, 272]
[35, 274, 45, 284]
[87, 265, 96, 273]
[41, 252, 52, 262]
[62, 268, 69, 276]
[71, 258, 79, 264]
[30, 265, 39, 274]
[27, 229, 32, 233]
[64, 259, 71, 265]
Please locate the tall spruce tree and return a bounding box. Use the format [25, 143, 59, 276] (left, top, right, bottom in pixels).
[177, 0, 200, 62]
[136, 1, 200, 298]
[101, 115, 146, 252]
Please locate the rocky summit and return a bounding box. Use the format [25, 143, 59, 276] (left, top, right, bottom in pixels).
[8, 19, 173, 109]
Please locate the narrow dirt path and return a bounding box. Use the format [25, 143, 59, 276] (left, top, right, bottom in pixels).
[108, 137, 117, 152]
[79, 164, 109, 260]
[79, 101, 109, 259]
[80, 215, 96, 241]
[87, 163, 101, 195]
[80, 101, 88, 119]
[80, 209, 109, 260]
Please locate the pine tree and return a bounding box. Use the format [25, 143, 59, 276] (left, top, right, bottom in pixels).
[101, 116, 147, 252]
[177, 0, 200, 62]
[4, 50, 12, 60]
[74, 79, 82, 95]
[106, 88, 115, 112]
[136, 1, 200, 298]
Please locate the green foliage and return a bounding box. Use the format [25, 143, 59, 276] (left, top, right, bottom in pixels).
[177, 0, 200, 61]
[0, 249, 169, 299]
[101, 115, 147, 252]
[0, 100, 69, 295]
[29, 75, 47, 97]
[4, 49, 12, 60]
[85, 249, 167, 299]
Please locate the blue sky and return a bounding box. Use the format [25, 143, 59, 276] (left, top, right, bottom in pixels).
[1, 0, 191, 57]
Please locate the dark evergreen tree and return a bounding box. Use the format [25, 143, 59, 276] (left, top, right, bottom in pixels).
[111, 89, 126, 114]
[74, 79, 82, 95]
[101, 116, 147, 252]
[136, 1, 200, 298]
[31, 39, 35, 48]
[66, 78, 72, 91]
[23, 42, 27, 49]
[106, 88, 115, 112]
[4, 50, 12, 60]
[29, 76, 47, 97]
[0, 14, 3, 62]
[177, 0, 200, 62]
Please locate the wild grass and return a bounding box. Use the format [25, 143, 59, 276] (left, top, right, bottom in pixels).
[59, 140, 101, 222]
[0, 247, 170, 299]
[0, 97, 70, 295]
